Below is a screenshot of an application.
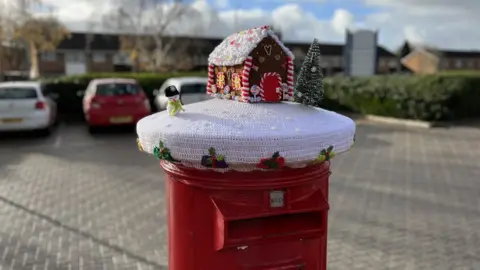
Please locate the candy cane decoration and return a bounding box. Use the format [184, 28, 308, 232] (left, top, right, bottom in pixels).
[241, 56, 253, 102]
[207, 64, 215, 96]
[259, 87, 264, 102]
[259, 72, 281, 101]
[286, 57, 294, 100]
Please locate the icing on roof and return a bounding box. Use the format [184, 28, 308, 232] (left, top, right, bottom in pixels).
[208, 25, 295, 66]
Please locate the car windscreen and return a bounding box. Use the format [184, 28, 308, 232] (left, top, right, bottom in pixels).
[0, 87, 38, 99]
[95, 83, 140, 96]
[179, 83, 207, 94]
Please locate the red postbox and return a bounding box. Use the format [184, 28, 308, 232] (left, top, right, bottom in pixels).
[136, 25, 356, 270]
[161, 161, 331, 270]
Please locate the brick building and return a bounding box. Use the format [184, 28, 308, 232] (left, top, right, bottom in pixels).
[2, 32, 401, 78]
[286, 41, 399, 75]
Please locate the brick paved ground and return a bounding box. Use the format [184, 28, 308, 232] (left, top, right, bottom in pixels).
[0, 122, 479, 270]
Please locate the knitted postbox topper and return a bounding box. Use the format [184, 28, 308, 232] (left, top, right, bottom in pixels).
[207, 25, 295, 103]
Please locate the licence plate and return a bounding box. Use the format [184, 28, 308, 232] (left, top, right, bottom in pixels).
[110, 116, 133, 124]
[1, 118, 23, 123]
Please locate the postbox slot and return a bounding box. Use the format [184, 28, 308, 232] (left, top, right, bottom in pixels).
[228, 211, 322, 241]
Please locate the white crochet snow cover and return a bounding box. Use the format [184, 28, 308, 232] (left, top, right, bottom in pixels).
[137, 99, 355, 172]
[208, 25, 295, 66]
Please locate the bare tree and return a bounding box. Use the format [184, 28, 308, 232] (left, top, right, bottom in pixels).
[0, 9, 5, 75]
[15, 16, 70, 78]
[102, 0, 200, 72]
[0, 2, 10, 75]
[6, 0, 70, 78]
[0, 1, 28, 76]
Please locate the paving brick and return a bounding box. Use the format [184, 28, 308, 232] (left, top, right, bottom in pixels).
[0, 123, 479, 269]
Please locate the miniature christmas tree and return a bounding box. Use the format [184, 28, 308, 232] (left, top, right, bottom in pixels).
[294, 39, 324, 107]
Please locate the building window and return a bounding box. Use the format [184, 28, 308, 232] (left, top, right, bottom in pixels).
[332, 56, 342, 67]
[192, 55, 200, 65]
[455, 59, 463, 68]
[66, 52, 85, 63]
[40, 52, 56, 62]
[323, 60, 330, 68]
[292, 48, 306, 60]
[388, 59, 397, 68]
[139, 54, 149, 64]
[441, 60, 449, 69]
[114, 53, 131, 65]
[201, 55, 208, 65]
[92, 53, 106, 63]
[467, 60, 475, 69]
[379, 58, 387, 67]
[294, 56, 305, 70]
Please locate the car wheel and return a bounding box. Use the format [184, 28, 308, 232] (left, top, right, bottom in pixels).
[87, 125, 98, 134]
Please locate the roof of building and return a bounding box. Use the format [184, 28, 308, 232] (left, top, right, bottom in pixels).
[377, 46, 396, 57]
[56, 32, 397, 60]
[208, 25, 295, 66]
[285, 42, 343, 56]
[400, 41, 480, 59]
[440, 50, 480, 58]
[285, 42, 396, 57]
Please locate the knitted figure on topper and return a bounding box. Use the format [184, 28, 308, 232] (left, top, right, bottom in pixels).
[294, 38, 324, 107]
[206, 25, 295, 103]
[165, 85, 185, 116]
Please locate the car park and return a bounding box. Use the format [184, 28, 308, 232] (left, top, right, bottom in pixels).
[153, 77, 211, 111]
[0, 81, 58, 136]
[81, 78, 151, 133]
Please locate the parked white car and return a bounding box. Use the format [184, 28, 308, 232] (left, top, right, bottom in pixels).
[153, 77, 211, 111]
[0, 81, 58, 135]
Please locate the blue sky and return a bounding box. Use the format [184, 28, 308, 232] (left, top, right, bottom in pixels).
[207, 0, 380, 21]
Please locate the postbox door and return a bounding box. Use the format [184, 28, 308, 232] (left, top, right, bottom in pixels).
[211, 187, 329, 250]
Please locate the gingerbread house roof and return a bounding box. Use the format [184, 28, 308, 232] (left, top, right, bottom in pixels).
[208, 25, 295, 66]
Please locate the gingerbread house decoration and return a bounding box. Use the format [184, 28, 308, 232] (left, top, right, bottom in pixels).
[206, 25, 295, 103]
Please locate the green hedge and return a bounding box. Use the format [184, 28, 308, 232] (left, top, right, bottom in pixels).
[44, 72, 480, 122]
[43, 72, 207, 116]
[322, 73, 480, 121]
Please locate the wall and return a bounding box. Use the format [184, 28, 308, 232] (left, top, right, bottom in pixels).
[39, 52, 65, 76]
[442, 57, 480, 71]
[378, 57, 399, 74]
[249, 36, 287, 86]
[88, 53, 114, 73]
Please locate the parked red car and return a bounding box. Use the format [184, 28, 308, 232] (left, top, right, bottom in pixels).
[82, 78, 151, 133]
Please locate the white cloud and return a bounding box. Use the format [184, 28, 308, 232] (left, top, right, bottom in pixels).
[331, 9, 354, 35]
[259, 0, 326, 2]
[363, 0, 480, 50]
[213, 0, 229, 9]
[403, 26, 425, 45]
[25, 0, 480, 51]
[53, 0, 350, 44]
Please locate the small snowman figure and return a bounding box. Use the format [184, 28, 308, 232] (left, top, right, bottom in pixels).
[166, 85, 185, 116]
